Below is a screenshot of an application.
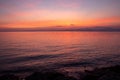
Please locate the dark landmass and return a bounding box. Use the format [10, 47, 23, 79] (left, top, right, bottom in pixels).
[0, 65, 120, 80]
[0, 26, 120, 32]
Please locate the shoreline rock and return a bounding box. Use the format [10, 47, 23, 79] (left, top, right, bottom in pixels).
[0, 65, 120, 80]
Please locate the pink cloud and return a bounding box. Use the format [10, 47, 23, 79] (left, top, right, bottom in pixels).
[1, 8, 80, 23]
[0, 0, 42, 10]
[55, 0, 81, 8]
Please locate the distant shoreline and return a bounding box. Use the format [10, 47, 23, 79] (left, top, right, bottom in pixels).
[0, 26, 120, 32]
[0, 30, 120, 32]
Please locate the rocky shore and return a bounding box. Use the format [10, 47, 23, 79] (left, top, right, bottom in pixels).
[0, 65, 120, 80]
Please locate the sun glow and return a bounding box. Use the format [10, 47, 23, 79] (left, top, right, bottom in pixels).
[0, 0, 120, 29]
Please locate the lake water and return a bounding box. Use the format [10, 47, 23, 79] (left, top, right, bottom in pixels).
[0, 32, 120, 72]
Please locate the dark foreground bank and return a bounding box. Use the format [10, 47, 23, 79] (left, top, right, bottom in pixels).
[0, 65, 120, 80]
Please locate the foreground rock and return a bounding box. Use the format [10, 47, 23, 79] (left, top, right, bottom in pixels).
[82, 65, 120, 80]
[26, 70, 77, 80]
[0, 65, 120, 80]
[0, 74, 19, 80]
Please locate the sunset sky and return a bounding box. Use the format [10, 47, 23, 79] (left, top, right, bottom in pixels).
[0, 0, 120, 28]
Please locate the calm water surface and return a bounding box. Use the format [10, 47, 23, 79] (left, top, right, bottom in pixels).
[0, 32, 120, 72]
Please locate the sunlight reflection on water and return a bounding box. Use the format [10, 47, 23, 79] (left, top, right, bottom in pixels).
[0, 32, 120, 72]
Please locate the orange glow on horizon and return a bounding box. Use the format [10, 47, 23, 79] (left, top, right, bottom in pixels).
[1, 17, 120, 28]
[0, 0, 120, 29]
